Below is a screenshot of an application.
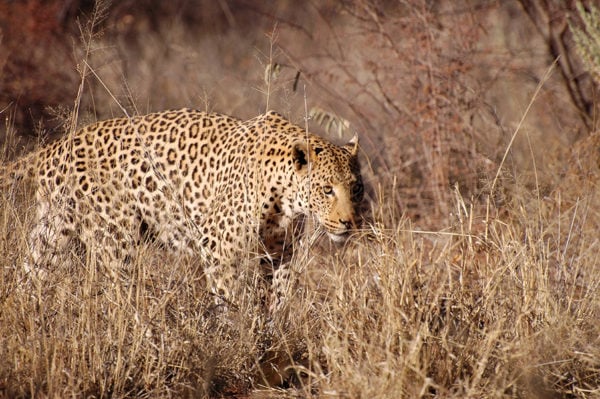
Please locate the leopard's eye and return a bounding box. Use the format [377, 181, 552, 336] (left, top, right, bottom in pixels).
[323, 185, 333, 195]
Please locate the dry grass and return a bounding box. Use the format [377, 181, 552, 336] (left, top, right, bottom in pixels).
[1, 160, 600, 398]
[1, 1, 600, 398]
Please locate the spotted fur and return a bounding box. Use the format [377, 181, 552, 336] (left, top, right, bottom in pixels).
[3, 108, 363, 305]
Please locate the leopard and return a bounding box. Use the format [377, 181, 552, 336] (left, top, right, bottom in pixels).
[2, 108, 364, 311]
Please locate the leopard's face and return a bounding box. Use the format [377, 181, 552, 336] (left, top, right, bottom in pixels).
[292, 135, 363, 241]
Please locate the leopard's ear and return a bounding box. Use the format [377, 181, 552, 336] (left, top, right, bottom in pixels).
[343, 134, 359, 156]
[292, 140, 314, 174]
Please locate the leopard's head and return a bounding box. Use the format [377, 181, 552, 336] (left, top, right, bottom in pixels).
[292, 135, 363, 241]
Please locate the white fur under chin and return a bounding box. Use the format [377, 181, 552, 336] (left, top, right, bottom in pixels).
[327, 232, 348, 243]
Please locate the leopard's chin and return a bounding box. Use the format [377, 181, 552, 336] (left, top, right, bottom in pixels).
[327, 231, 350, 243]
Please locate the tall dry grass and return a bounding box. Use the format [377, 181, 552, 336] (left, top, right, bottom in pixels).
[2, 147, 600, 397]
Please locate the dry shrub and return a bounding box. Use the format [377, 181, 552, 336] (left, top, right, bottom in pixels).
[271, 1, 587, 228]
[273, 1, 499, 224]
